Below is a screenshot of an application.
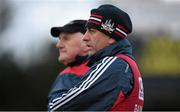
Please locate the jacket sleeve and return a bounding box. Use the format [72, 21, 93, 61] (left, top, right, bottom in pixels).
[47, 74, 83, 110]
[48, 56, 133, 111]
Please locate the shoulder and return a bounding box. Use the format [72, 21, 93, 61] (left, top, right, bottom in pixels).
[96, 56, 130, 72]
[61, 62, 89, 76]
[87, 56, 133, 95]
[88, 56, 132, 81]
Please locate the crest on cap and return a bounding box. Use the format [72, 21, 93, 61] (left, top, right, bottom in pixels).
[101, 19, 115, 33]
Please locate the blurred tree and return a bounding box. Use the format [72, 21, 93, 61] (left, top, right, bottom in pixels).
[0, 42, 65, 110]
[139, 36, 180, 76]
[0, 0, 12, 33]
[128, 33, 145, 61]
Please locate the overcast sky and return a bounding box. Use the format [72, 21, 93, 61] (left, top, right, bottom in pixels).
[0, 0, 180, 68]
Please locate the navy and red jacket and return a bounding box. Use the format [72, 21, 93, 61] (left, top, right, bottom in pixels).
[47, 56, 90, 110]
[48, 38, 144, 111]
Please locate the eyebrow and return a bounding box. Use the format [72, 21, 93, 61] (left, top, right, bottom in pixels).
[61, 34, 71, 40]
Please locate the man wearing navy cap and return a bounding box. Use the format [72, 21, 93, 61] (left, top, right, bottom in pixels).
[49, 4, 144, 111]
[47, 20, 90, 110]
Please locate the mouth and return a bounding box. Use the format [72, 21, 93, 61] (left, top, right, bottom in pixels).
[86, 44, 92, 48]
[59, 49, 66, 53]
[86, 45, 93, 53]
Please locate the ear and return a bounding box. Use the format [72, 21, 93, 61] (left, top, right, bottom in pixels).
[108, 38, 116, 44]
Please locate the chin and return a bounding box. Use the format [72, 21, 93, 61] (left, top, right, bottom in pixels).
[58, 59, 68, 65]
[58, 58, 61, 63]
[88, 51, 95, 56]
[58, 56, 63, 62]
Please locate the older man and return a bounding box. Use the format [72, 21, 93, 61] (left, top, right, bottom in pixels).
[47, 20, 90, 110]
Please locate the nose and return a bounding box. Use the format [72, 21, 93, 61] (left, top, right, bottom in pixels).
[82, 31, 90, 42]
[56, 40, 64, 49]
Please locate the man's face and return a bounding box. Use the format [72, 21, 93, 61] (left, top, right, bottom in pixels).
[56, 32, 90, 65]
[83, 28, 115, 55]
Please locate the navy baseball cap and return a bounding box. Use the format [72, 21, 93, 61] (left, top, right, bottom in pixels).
[51, 19, 87, 37]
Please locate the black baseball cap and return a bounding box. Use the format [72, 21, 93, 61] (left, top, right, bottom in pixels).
[51, 20, 87, 37]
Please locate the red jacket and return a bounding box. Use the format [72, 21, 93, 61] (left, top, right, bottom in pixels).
[111, 54, 144, 111]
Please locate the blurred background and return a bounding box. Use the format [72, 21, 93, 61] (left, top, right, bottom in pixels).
[0, 0, 180, 110]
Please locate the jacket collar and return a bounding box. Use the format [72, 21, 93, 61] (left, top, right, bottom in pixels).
[68, 55, 88, 67]
[87, 38, 133, 66]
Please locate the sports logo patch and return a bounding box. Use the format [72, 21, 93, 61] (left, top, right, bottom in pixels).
[101, 19, 115, 33]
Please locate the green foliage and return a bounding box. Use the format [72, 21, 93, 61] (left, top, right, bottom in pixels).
[139, 36, 180, 76]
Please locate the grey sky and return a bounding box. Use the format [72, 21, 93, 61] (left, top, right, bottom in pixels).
[0, 0, 180, 68]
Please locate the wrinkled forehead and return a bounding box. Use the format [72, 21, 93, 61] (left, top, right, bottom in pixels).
[58, 32, 74, 39]
[59, 32, 84, 40]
